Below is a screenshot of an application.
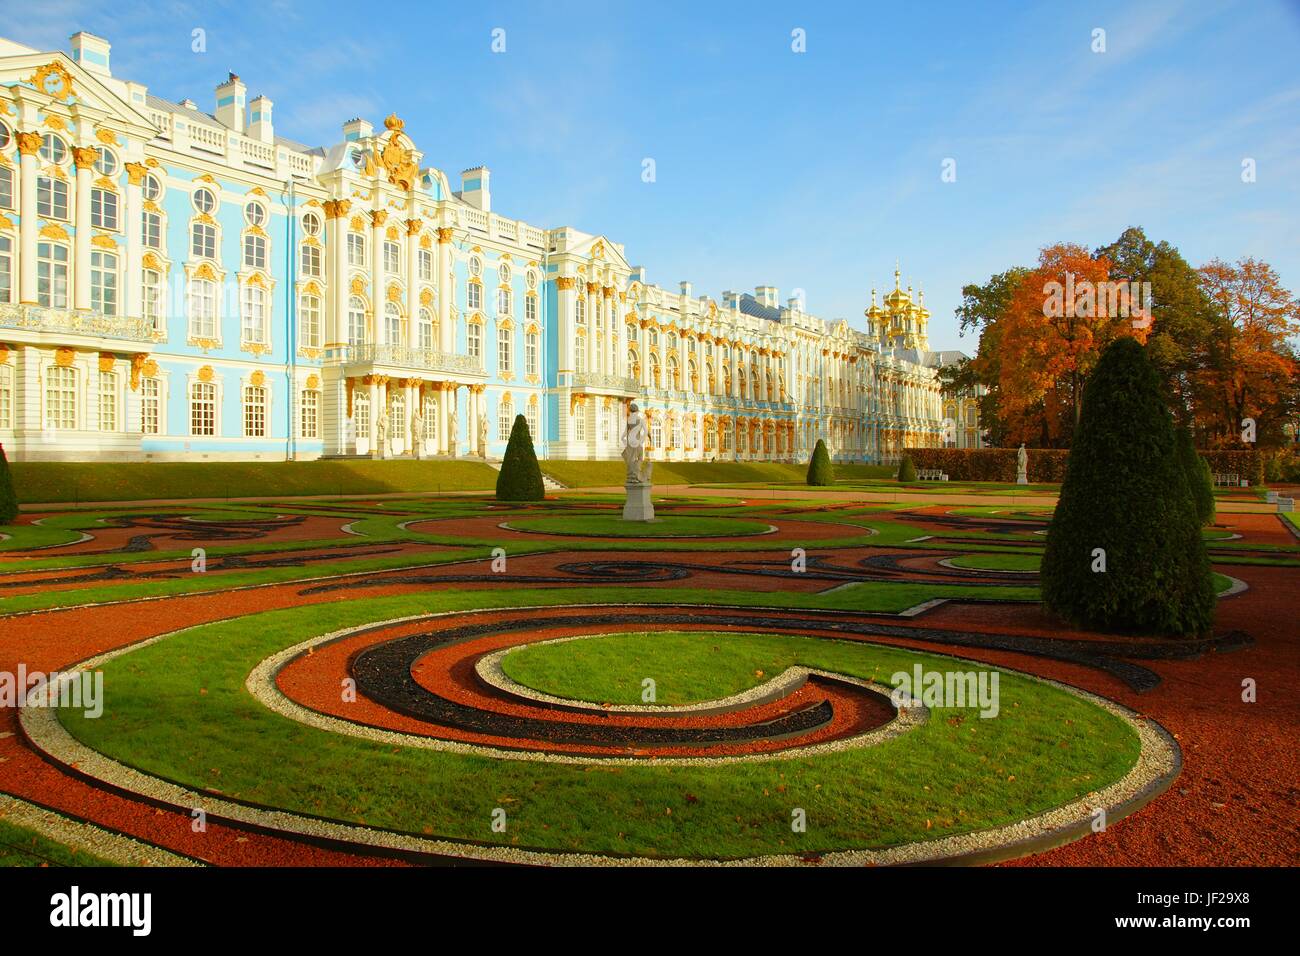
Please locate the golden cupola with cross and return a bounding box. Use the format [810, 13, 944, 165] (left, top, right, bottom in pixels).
[866, 264, 929, 351]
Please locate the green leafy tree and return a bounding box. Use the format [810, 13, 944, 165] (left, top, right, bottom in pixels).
[1041, 338, 1215, 636]
[495, 414, 545, 501]
[0, 444, 16, 525]
[897, 455, 917, 482]
[1175, 426, 1215, 525]
[806, 438, 833, 486]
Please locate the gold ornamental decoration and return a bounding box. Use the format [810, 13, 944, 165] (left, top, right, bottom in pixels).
[55, 347, 75, 367]
[72, 146, 99, 169]
[306, 374, 320, 390]
[250, 370, 266, 387]
[197, 365, 214, 383]
[436, 227, 454, 244]
[125, 162, 148, 186]
[98, 352, 116, 373]
[378, 131, 419, 192]
[16, 131, 42, 157]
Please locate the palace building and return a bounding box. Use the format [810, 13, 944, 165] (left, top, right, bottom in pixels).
[0, 32, 979, 464]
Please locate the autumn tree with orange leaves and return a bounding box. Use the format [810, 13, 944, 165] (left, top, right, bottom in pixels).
[969, 243, 1148, 447]
[1194, 258, 1300, 449]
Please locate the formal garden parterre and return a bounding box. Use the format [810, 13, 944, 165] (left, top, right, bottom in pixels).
[1, 461, 1296, 867]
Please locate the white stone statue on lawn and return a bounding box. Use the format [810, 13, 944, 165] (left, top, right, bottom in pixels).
[448, 406, 459, 458]
[622, 402, 651, 484]
[1016, 443, 1028, 484]
[622, 402, 654, 521]
[478, 414, 489, 457]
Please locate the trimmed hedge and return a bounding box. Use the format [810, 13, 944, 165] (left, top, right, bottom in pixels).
[806, 439, 834, 486]
[897, 455, 917, 482]
[1176, 427, 1215, 525]
[903, 447, 1069, 483]
[1041, 337, 1215, 637]
[496, 414, 545, 501]
[0, 444, 17, 524]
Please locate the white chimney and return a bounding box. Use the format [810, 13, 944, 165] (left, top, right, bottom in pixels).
[756, 285, 778, 308]
[70, 32, 111, 77]
[679, 280, 693, 297]
[215, 73, 246, 133]
[248, 94, 274, 144]
[460, 167, 491, 212]
[342, 117, 373, 141]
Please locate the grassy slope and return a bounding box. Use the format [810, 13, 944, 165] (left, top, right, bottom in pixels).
[540, 460, 894, 487]
[62, 592, 1138, 859]
[12, 460, 499, 504]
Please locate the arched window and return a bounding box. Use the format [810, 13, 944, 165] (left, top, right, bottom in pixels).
[497, 398, 513, 441]
[348, 296, 367, 345]
[526, 399, 539, 442]
[300, 293, 322, 349]
[497, 325, 513, 373]
[242, 284, 267, 345]
[188, 276, 217, 339]
[418, 307, 434, 350]
[384, 302, 401, 345]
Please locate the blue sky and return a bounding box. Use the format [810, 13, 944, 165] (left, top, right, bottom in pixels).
[8, 0, 1299, 352]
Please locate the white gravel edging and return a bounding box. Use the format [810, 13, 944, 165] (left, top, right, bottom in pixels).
[0, 793, 199, 867]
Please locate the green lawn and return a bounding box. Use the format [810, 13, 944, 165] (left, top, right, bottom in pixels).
[10, 460, 499, 504]
[0, 817, 119, 867]
[62, 591, 1139, 860]
[504, 513, 772, 538]
[948, 553, 1042, 572]
[540, 460, 894, 488]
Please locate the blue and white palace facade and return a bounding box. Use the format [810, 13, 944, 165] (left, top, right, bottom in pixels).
[0, 32, 979, 463]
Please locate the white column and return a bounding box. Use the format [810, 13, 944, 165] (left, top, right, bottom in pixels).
[73, 147, 96, 311]
[16, 133, 39, 303]
[371, 210, 387, 345]
[405, 216, 420, 348]
[124, 163, 146, 318]
[327, 200, 351, 346]
[436, 227, 453, 352]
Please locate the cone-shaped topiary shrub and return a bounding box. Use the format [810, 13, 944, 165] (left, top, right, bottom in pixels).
[0, 444, 16, 525]
[897, 455, 917, 483]
[1042, 338, 1215, 636]
[1175, 426, 1215, 526]
[806, 438, 834, 486]
[495, 414, 545, 501]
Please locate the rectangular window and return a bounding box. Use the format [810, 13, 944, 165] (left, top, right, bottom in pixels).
[383, 240, 401, 275]
[37, 242, 70, 308]
[497, 402, 513, 442]
[190, 381, 216, 436]
[243, 385, 266, 437]
[418, 249, 433, 282]
[300, 293, 321, 349]
[525, 295, 537, 323]
[143, 269, 164, 331]
[347, 233, 366, 267]
[37, 176, 69, 220]
[497, 327, 512, 373]
[497, 288, 511, 316]
[0, 168, 13, 210]
[192, 222, 216, 260]
[467, 282, 481, 311]
[188, 278, 217, 340]
[467, 323, 481, 361]
[526, 403, 539, 444]
[301, 243, 321, 277]
[241, 285, 266, 345]
[142, 211, 162, 249]
[0, 365, 12, 429]
[141, 378, 160, 434]
[300, 389, 319, 439]
[45, 365, 77, 430]
[90, 251, 118, 315]
[525, 332, 538, 377]
[243, 234, 266, 270]
[91, 188, 119, 230]
[98, 371, 118, 431]
[0, 236, 11, 304]
[574, 407, 586, 442]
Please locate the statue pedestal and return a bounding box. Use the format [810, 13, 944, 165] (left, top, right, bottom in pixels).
[1016, 476, 1028, 485]
[623, 481, 655, 522]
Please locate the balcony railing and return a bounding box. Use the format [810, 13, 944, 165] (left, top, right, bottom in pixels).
[0, 304, 155, 343]
[334, 343, 484, 376]
[573, 371, 639, 392]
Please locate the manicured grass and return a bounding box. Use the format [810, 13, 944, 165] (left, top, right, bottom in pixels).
[10, 460, 499, 504]
[505, 513, 772, 538]
[62, 590, 1139, 860]
[948, 553, 1041, 572]
[0, 817, 119, 867]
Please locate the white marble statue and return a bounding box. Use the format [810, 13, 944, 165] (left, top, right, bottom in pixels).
[622, 402, 651, 484]
[448, 407, 458, 458]
[1016, 443, 1028, 484]
[410, 408, 424, 459]
[375, 411, 389, 458]
[478, 414, 489, 458]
